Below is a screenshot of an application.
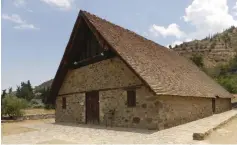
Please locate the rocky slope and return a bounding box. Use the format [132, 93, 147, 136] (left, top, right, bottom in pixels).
[172, 26, 237, 68]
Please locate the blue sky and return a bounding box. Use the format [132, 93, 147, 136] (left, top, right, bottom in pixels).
[2, 0, 237, 90]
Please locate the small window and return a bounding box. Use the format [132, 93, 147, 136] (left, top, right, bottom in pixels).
[127, 90, 136, 107]
[62, 97, 66, 109]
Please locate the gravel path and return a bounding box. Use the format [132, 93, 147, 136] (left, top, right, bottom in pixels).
[2, 110, 237, 144]
[204, 117, 237, 144]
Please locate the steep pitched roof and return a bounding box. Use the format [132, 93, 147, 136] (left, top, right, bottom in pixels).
[50, 10, 232, 103]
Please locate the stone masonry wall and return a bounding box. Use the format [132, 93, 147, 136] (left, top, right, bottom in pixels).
[56, 57, 142, 124]
[156, 95, 213, 129]
[56, 85, 217, 130]
[55, 56, 231, 130]
[215, 98, 231, 114]
[99, 88, 215, 130]
[99, 86, 160, 129]
[55, 93, 85, 123]
[58, 57, 142, 95]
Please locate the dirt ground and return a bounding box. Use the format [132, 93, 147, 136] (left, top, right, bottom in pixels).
[1, 117, 237, 144]
[2, 123, 37, 136]
[204, 116, 237, 144]
[2, 109, 54, 136]
[1, 119, 52, 136]
[23, 108, 55, 115]
[37, 139, 76, 144]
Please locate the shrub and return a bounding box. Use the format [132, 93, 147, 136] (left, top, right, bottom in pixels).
[190, 54, 204, 68]
[216, 75, 237, 93]
[29, 99, 45, 108]
[44, 104, 55, 110]
[229, 55, 237, 70]
[31, 104, 45, 108]
[2, 94, 28, 119]
[204, 67, 221, 78]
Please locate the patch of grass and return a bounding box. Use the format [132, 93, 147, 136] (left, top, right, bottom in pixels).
[1, 123, 38, 136]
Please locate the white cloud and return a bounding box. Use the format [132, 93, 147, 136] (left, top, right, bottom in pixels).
[2, 14, 38, 30]
[148, 0, 237, 47]
[13, 0, 26, 7]
[40, 0, 74, 10]
[149, 23, 185, 38]
[234, 2, 237, 9]
[27, 9, 34, 13]
[183, 0, 237, 39]
[14, 24, 39, 30]
[167, 38, 192, 48]
[233, 2, 237, 16]
[13, 0, 34, 12]
[185, 38, 193, 42]
[2, 14, 25, 24]
[170, 40, 183, 48]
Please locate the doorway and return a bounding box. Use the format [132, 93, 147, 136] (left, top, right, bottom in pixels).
[212, 98, 216, 113]
[85, 91, 99, 124]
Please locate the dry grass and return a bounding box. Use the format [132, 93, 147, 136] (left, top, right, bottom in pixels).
[23, 108, 55, 115]
[1, 109, 54, 136]
[2, 119, 54, 136]
[1, 123, 38, 136]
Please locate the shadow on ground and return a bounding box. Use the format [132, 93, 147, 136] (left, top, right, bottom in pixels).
[53, 122, 158, 134]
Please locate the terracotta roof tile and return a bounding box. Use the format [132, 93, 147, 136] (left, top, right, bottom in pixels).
[82, 10, 232, 98]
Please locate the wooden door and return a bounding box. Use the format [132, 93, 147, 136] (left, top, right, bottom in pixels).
[86, 91, 99, 124]
[212, 98, 216, 113]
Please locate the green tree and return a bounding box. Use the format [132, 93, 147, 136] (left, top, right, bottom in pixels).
[216, 75, 237, 93]
[190, 54, 204, 68]
[16, 86, 21, 97]
[36, 87, 51, 104]
[203, 53, 237, 94]
[2, 94, 28, 119]
[35, 87, 54, 109]
[15, 81, 34, 101]
[1, 89, 7, 98]
[1, 89, 7, 114]
[218, 65, 229, 76]
[229, 55, 237, 70]
[27, 80, 33, 93]
[8, 87, 12, 94]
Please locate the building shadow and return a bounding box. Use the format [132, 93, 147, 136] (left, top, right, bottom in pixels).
[51, 122, 158, 134]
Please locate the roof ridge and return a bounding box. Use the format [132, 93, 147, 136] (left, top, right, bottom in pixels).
[80, 10, 232, 98]
[50, 10, 232, 101]
[81, 10, 167, 50]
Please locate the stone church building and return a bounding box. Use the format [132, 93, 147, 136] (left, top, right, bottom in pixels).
[50, 10, 233, 130]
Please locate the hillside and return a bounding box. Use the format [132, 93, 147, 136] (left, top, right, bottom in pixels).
[172, 26, 237, 68]
[34, 79, 53, 91]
